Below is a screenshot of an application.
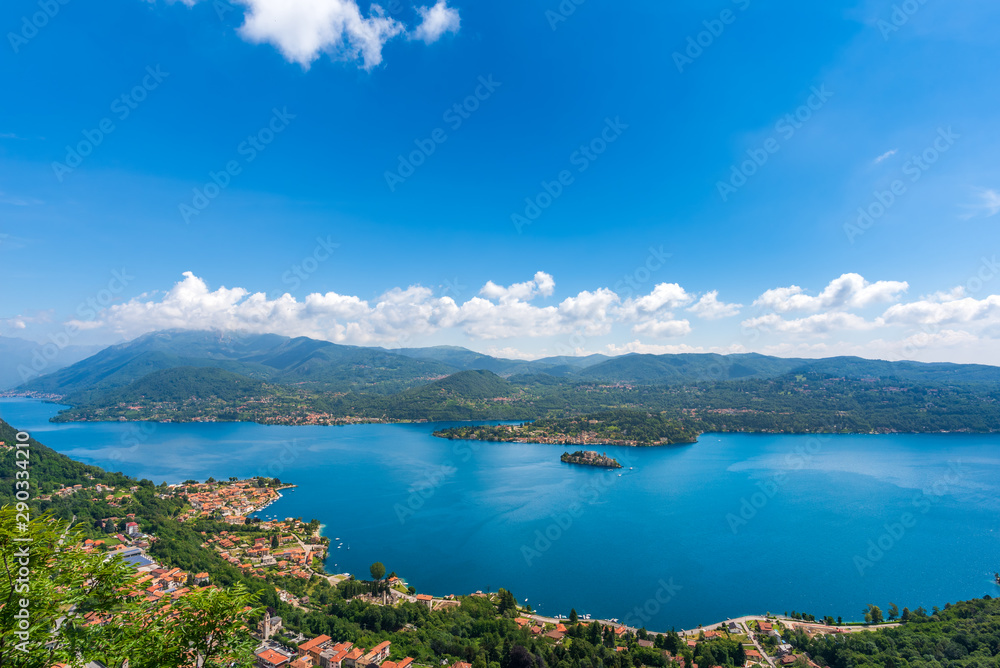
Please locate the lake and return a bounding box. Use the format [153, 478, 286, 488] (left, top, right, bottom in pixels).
[2, 396, 998, 630]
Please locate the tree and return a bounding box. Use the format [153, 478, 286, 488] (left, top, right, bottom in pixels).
[865, 604, 883, 624]
[900, 607, 911, 622]
[271, 534, 279, 549]
[370, 562, 386, 582]
[497, 588, 517, 616]
[0, 506, 260, 667]
[887, 602, 899, 621]
[569, 608, 578, 623]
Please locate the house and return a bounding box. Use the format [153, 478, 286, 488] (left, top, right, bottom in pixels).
[342, 647, 364, 668]
[364, 641, 391, 665]
[544, 629, 565, 641]
[638, 639, 654, 648]
[416, 593, 433, 609]
[317, 643, 353, 668]
[125, 522, 140, 536]
[452, 663, 472, 668]
[257, 648, 292, 668]
[194, 572, 210, 585]
[397, 658, 414, 668]
[779, 656, 797, 666]
[758, 622, 773, 633]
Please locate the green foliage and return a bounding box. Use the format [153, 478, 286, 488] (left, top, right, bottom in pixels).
[437, 410, 701, 446]
[0, 506, 260, 667]
[791, 597, 1000, 668]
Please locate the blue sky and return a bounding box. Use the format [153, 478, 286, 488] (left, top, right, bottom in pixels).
[2, 0, 999, 363]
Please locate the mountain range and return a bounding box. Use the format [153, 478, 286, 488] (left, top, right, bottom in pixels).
[11, 329, 1000, 431]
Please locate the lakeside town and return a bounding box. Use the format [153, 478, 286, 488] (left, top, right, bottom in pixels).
[53, 474, 907, 668]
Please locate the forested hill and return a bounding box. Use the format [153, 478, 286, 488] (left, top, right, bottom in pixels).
[0, 418, 132, 509]
[12, 329, 1000, 432]
[19, 329, 1000, 398]
[791, 597, 1000, 668]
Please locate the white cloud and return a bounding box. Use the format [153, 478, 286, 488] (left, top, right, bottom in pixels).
[604, 341, 748, 356]
[237, 0, 404, 68]
[687, 291, 742, 319]
[881, 294, 1000, 327]
[631, 318, 691, 339]
[741, 311, 877, 335]
[411, 0, 460, 44]
[961, 188, 1000, 219]
[481, 346, 539, 361]
[479, 271, 555, 303]
[624, 282, 693, 316]
[753, 273, 908, 313]
[59, 270, 1000, 363]
[167, 0, 460, 69]
[873, 149, 897, 164]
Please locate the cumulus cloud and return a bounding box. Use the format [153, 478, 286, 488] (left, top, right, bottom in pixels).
[479, 271, 555, 303]
[881, 294, 1000, 327]
[631, 318, 692, 339]
[742, 311, 877, 335]
[687, 291, 742, 319]
[411, 0, 460, 44]
[168, 0, 460, 69]
[69, 271, 750, 347]
[753, 273, 908, 313]
[59, 270, 1000, 362]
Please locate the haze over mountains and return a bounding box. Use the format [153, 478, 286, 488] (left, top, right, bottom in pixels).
[9, 329, 1000, 432]
[13, 328, 1000, 399]
[0, 335, 106, 390]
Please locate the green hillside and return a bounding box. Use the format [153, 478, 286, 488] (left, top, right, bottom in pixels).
[353, 370, 537, 421]
[792, 597, 1000, 668]
[435, 410, 702, 446]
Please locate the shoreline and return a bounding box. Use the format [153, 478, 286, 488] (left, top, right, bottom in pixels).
[5, 397, 997, 635]
[3, 396, 998, 436]
[248, 484, 297, 517]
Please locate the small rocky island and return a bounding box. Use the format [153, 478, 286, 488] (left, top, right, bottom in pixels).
[561, 450, 622, 468]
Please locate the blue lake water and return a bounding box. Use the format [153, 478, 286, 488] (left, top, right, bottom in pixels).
[3, 397, 999, 630]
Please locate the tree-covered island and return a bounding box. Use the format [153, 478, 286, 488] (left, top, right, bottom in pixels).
[432, 410, 702, 446]
[561, 450, 622, 468]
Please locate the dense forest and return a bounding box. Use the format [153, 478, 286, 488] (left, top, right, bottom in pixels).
[16, 329, 1000, 434]
[790, 597, 1000, 668]
[435, 411, 702, 445]
[42, 367, 1000, 435]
